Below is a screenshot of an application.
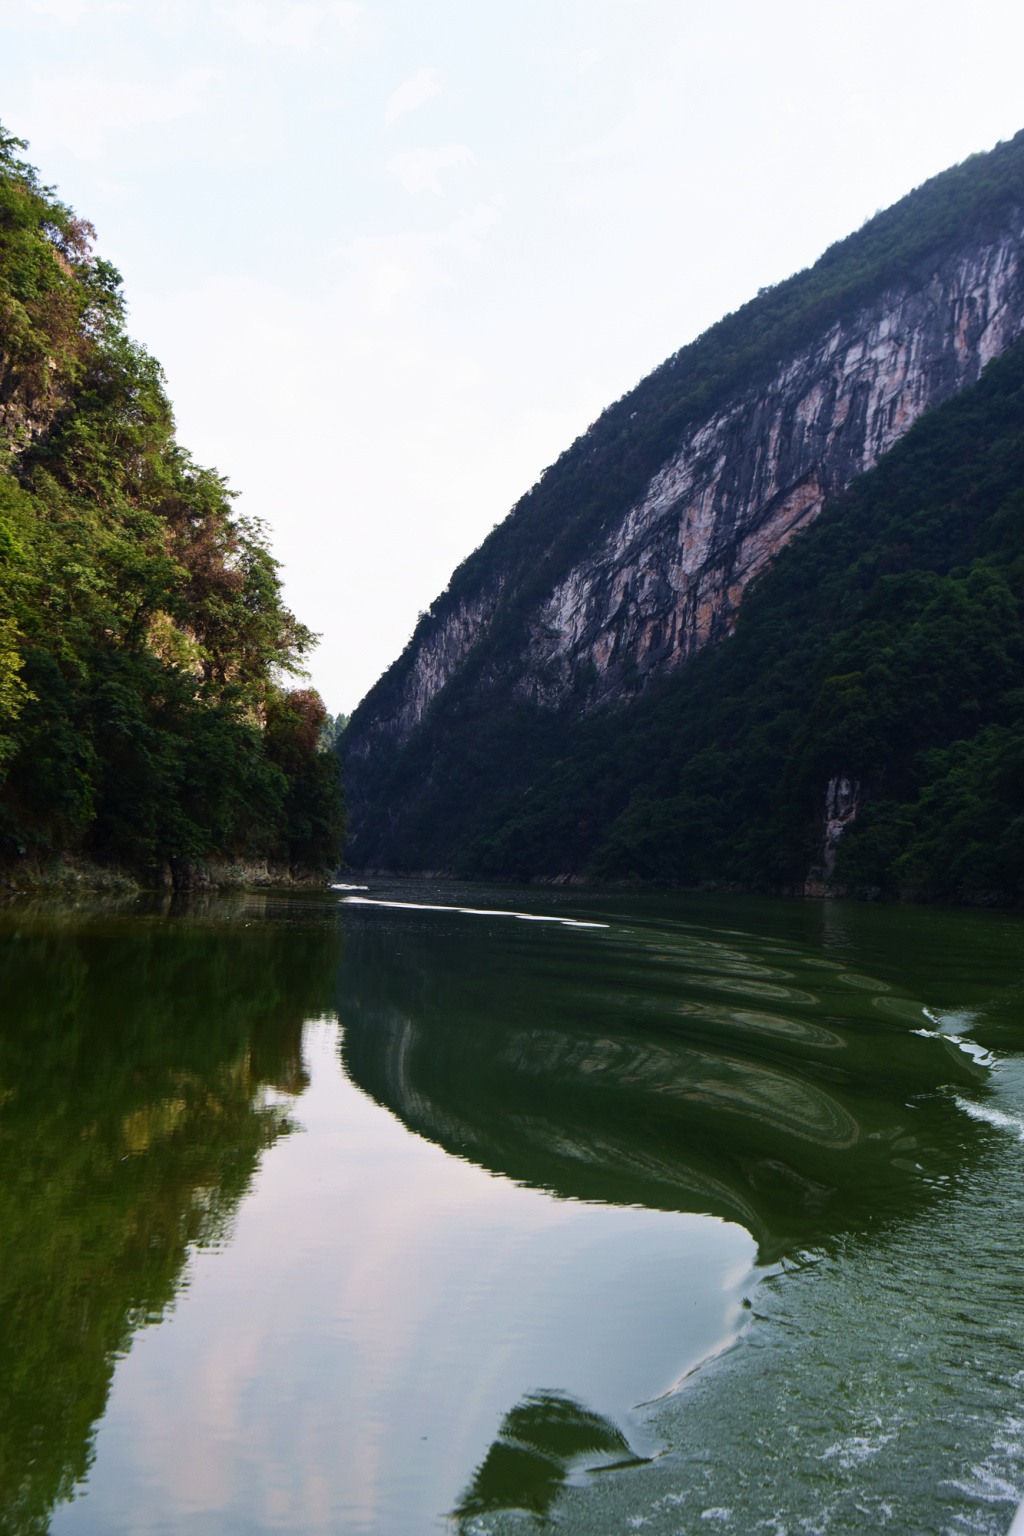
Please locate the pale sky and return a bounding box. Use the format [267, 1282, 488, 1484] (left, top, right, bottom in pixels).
[2, 0, 1024, 713]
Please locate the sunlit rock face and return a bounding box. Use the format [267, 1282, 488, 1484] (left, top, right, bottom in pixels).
[520, 229, 1024, 707]
[348, 223, 1024, 772]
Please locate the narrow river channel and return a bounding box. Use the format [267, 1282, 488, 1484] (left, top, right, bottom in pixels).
[1, 883, 1022, 1534]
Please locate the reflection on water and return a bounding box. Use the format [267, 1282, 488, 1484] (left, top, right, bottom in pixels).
[451, 1392, 647, 1530]
[0, 885, 1016, 1535]
[338, 906, 984, 1261]
[0, 897, 341, 1535]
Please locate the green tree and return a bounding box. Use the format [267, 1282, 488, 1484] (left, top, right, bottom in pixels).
[0, 126, 345, 879]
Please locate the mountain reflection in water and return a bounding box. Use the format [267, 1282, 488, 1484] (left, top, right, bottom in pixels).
[0, 888, 1003, 1536]
[338, 909, 985, 1261]
[333, 899, 994, 1531]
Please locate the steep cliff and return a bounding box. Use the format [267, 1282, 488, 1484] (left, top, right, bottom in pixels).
[524, 233, 1023, 708]
[342, 132, 1024, 887]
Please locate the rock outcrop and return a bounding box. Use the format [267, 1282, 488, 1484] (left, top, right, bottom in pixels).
[355, 228, 1024, 748]
[520, 228, 1024, 709]
[341, 133, 1024, 865]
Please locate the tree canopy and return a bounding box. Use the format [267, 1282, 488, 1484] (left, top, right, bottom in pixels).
[0, 127, 345, 882]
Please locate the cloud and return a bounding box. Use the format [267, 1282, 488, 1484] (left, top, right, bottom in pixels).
[335, 198, 502, 313]
[366, 259, 412, 313]
[26, 0, 100, 16]
[222, 1, 363, 50]
[0, 0, 129, 19]
[386, 143, 475, 195]
[25, 65, 220, 157]
[327, 0, 361, 27]
[384, 67, 442, 127]
[563, 77, 674, 164]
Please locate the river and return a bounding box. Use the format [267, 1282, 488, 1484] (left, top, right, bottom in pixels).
[0, 881, 1021, 1534]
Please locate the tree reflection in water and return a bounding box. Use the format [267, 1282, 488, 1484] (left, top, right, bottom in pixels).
[0, 888, 999, 1535]
[451, 1391, 648, 1531]
[0, 893, 342, 1536]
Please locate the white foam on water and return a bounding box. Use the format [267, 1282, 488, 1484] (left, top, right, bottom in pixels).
[954, 1097, 1024, 1141]
[956, 1039, 997, 1066]
[330, 883, 370, 890]
[923, 1006, 982, 1035]
[339, 896, 609, 928]
[944, 1466, 1021, 1504]
[949, 1404, 1024, 1532]
[819, 1431, 896, 1470]
[912, 1025, 995, 1067]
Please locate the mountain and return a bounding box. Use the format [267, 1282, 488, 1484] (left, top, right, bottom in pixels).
[341, 131, 1024, 901]
[0, 127, 344, 887]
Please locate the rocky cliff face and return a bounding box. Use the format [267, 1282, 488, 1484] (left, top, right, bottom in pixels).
[0, 351, 66, 456]
[523, 226, 1024, 709]
[351, 221, 1024, 776]
[380, 580, 505, 748]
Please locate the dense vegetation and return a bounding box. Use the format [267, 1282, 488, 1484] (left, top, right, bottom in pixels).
[347, 127, 1024, 759]
[318, 710, 348, 750]
[0, 129, 344, 884]
[350, 337, 1024, 904]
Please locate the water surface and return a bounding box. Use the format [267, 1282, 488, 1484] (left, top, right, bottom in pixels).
[0, 884, 1021, 1533]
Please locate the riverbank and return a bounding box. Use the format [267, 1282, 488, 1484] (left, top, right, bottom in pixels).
[342, 866, 1024, 909]
[0, 856, 332, 896]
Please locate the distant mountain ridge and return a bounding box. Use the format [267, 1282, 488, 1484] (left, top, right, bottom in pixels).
[341, 132, 1024, 897]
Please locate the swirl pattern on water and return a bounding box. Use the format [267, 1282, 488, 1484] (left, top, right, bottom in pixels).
[339, 899, 985, 1261]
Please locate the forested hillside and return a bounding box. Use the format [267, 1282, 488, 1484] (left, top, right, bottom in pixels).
[342, 130, 1024, 902]
[461, 338, 1024, 901]
[0, 128, 344, 886]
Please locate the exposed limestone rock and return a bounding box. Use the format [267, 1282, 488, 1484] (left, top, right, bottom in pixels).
[822, 775, 862, 876]
[520, 228, 1024, 709]
[803, 775, 864, 895]
[354, 222, 1024, 770]
[384, 588, 503, 746]
[0, 353, 65, 458]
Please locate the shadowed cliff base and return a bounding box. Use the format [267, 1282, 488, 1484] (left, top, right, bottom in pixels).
[0, 855, 336, 898]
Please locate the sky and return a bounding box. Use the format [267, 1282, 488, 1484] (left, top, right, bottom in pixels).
[2, 0, 1024, 714]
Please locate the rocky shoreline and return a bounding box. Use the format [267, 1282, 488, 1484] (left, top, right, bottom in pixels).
[0, 857, 333, 897]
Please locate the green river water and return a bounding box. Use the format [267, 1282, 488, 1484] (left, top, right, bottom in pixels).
[1, 882, 1022, 1534]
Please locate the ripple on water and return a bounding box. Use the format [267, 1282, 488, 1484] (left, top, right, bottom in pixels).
[673, 1002, 847, 1050]
[687, 975, 821, 1006]
[477, 1082, 1024, 1536]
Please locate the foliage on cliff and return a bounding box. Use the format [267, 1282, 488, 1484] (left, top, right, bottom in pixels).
[346, 127, 1024, 756]
[0, 128, 345, 879]
[460, 338, 1024, 901]
[345, 335, 1024, 903]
